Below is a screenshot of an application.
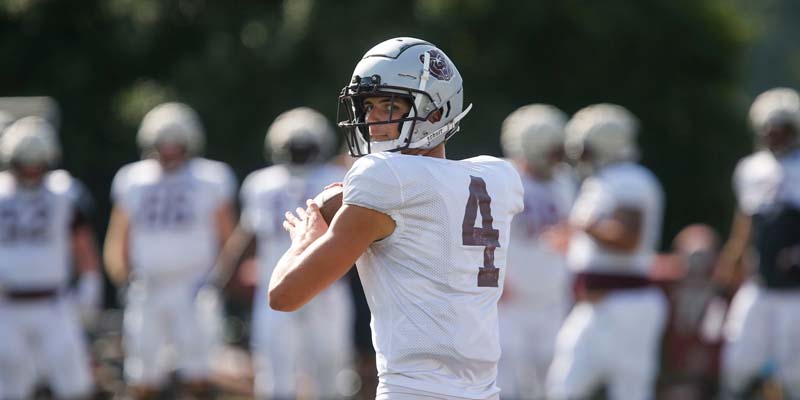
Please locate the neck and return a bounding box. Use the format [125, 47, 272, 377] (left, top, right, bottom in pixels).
[403, 143, 446, 158]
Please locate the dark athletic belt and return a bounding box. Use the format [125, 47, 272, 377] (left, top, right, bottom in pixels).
[573, 271, 653, 292]
[4, 288, 59, 301]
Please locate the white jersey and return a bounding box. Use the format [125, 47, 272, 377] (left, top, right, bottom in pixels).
[505, 165, 576, 308]
[111, 158, 236, 280]
[0, 170, 82, 289]
[567, 162, 664, 276]
[733, 149, 800, 215]
[240, 164, 345, 292]
[343, 152, 524, 399]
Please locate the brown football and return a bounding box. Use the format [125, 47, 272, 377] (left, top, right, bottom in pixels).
[312, 185, 343, 226]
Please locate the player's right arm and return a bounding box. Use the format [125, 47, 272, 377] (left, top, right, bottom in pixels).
[569, 177, 644, 253]
[713, 158, 754, 291]
[714, 209, 751, 290]
[103, 205, 130, 286]
[268, 201, 393, 311]
[581, 207, 643, 252]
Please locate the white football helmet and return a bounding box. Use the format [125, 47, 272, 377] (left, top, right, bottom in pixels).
[265, 107, 335, 165]
[501, 104, 567, 170]
[749, 87, 800, 139]
[0, 116, 60, 167]
[338, 37, 473, 156]
[565, 103, 639, 169]
[136, 102, 205, 155]
[0, 110, 14, 138]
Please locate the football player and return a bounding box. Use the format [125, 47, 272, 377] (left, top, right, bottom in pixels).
[546, 104, 667, 400]
[104, 102, 236, 399]
[496, 104, 576, 399]
[269, 37, 524, 400]
[716, 87, 800, 398]
[0, 117, 100, 399]
[658, 224, 726, 400]
[216, 107, 354, 399]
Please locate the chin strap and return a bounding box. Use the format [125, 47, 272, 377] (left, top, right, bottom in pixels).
[408, 103, 473, 149]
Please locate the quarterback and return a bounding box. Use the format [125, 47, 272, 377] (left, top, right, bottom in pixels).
[269, 37, 524, 400]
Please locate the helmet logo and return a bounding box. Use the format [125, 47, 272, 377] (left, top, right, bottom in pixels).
[420, 49, 453, 81]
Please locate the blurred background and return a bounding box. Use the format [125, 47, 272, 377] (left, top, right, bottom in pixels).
[1, 0, 799, 398]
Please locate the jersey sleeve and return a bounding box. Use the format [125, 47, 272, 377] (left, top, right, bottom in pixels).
[732, 157, 753, 215]
[68, 177, 96, 221]
[506, 162, 525, 215]
[343, 155, 403, 215]
[110, 164, 133, 211]
[238, 171, 261, 233]
[205, 161, 238, 208]
[569, 177, 615, 227]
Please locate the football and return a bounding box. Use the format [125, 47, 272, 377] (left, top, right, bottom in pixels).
[312, 185, 343, 226]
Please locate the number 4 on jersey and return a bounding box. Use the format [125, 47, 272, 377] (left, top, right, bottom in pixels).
[462, 175, 500, 287]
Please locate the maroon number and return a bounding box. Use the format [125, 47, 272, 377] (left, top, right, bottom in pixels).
[138, 184, 194, 228]
[462, 175, 501, 287]
[0, 199, 51, 243]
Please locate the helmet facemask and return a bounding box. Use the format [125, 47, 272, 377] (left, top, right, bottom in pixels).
[338, 75, 438, 156]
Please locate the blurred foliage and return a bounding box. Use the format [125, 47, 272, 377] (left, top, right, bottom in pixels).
[0, 0, 763, 245]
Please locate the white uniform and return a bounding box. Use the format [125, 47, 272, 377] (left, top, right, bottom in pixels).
[497, 166, 575, 399]
[723, 148, 800, 396]
[0, 170, 93, 399]
[240, 163, 353, 399]
[547, 161, 667, 400]
[343, 152, 524, 400]
[112, 157, 236, 386]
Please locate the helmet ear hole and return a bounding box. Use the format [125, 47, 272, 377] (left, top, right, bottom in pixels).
[428, 109, 443, 123]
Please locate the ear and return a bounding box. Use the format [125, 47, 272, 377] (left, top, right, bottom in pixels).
[427, 109, 442, 123]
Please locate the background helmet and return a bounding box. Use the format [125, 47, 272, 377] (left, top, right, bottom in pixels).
[136, 102, 205, 156]
[501, 104, 567, 169]
[338, 37, 472, 156]
[265, 107, 335, 165]
[748, 87, 800, 142]
[565, 103, 639, 168]
[0, 110, 14, 139]
[0, 116, 60, 167]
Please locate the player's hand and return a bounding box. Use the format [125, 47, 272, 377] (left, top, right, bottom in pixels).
[283, 199, 328, 250]
[323, 182, 343, 190]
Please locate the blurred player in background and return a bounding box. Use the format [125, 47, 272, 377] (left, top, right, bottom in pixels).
[104, 102, 236, 399]
[0, 117, 101, 399]
[216, 107, 354, 399]
[716, 87, 800, 399]
[270, 37, 524, 400]
[657, 224, 726, 400]
[546, 104, 667, 400]
[496, 104, 575, 399]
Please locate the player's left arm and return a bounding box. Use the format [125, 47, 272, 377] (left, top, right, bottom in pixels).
[70, 209, 102, 313]
[269, 201, 394, 311]
[214, 201, 237, 247]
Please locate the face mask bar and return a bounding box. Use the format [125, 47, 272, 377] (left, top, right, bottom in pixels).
[337, 77, 438, 157]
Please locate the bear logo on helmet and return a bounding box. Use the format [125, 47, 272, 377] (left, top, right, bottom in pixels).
[420, 49, 453, 81]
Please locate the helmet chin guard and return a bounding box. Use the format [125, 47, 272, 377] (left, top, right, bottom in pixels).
[337, 37, 471, 157]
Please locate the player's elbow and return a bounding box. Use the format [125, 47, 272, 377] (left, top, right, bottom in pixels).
[268, 286, 301, 312]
